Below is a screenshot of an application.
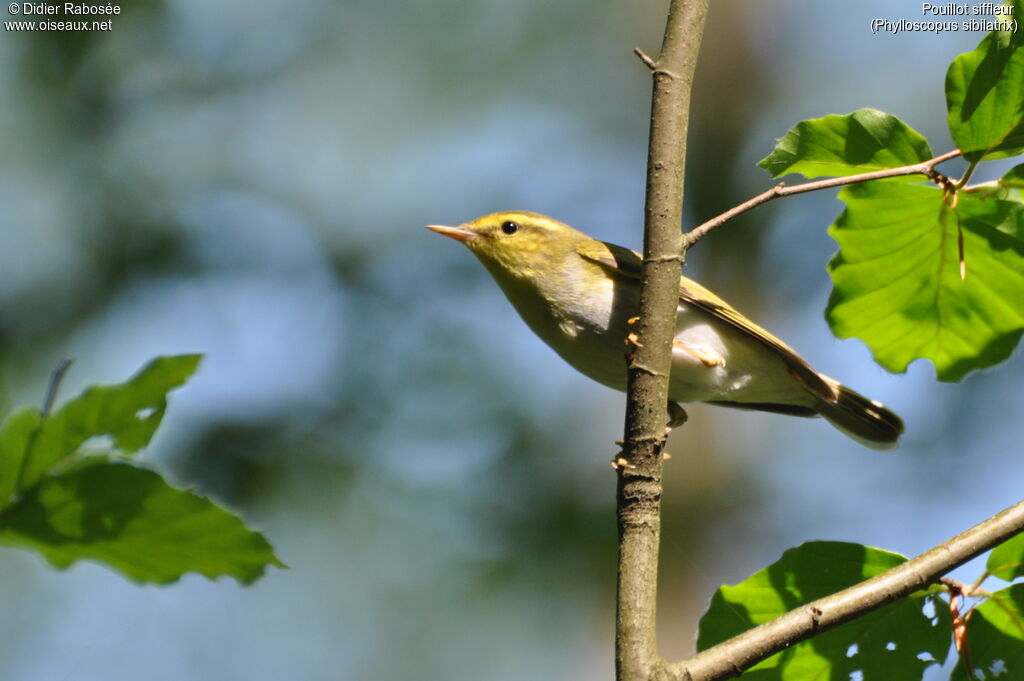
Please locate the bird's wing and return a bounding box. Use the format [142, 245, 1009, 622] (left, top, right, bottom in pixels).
[576, 239, 837, 401]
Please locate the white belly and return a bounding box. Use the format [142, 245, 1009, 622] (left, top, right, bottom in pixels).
[535, 296, 809, 407]
[495, 268, 810, 408]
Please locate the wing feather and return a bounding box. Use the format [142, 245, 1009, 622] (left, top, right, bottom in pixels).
[576, 240, 837, 402]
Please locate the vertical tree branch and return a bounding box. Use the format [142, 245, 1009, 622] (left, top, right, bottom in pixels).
[617, 2, 709, 681]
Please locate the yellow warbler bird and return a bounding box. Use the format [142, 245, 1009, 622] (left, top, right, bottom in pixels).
[427, 211, 903, 449]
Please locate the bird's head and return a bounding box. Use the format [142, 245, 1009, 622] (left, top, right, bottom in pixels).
[427, 211, 585, 282]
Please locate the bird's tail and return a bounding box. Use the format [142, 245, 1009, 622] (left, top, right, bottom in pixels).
[816, 377, 904, 450]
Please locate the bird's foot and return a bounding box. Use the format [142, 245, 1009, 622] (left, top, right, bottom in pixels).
[610, 454, 635, 471]
[611, 403, 685, 471]
[665, 401, 688, 436]
[624, 317, 643, 349]
[672, 339, 725, 367]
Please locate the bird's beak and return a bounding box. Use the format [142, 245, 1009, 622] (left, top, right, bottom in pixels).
[426, 224, 475, 243]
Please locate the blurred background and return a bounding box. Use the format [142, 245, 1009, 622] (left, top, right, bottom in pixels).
[1, 1, 1020, 679]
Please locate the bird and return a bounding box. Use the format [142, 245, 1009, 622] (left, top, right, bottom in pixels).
[427, 211, 903, 449]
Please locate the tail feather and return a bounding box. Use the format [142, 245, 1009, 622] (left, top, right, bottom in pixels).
[816, 378, 904, 450]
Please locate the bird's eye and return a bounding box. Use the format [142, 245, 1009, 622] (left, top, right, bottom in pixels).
[500, 220, 519, 235]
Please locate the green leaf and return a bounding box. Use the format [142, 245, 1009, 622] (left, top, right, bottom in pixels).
[989, 532, 1024, 582]
[945, 5, 1024, 161]
[1003, 163, 1024, 190]
[18, 354, 202, 490]
[758, 109, 933, 179]
[952, 584, 1024, 680]
[0, 356, 281, 587]
[697, 542, 950, 681]
[0, 407, 42, 504]
[827, 180, 1024, 381]
[0, 460, 284, 585]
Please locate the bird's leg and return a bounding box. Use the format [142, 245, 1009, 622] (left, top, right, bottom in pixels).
[613, 402, 686, 469]
[665, 400, 688, 434]
[612, 319, 688, 470]
[611, 403, 686, 470]
[672, 338, 726, 367]
[657, 401, 687, 461]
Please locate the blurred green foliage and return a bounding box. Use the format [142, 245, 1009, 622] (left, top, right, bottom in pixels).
[0, 355, 282, 584]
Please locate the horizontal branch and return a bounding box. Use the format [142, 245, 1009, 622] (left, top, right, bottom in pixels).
[664, 498, 1024, 681]
[684, 149, 962, 246]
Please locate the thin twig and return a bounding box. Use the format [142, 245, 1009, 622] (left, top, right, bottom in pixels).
[633, 47, 657, 70]
[7, 358, 75, 501]
[956, 157, 980, 190]
[664, 499, 1024, 681]
[683, 149, 962, 247]
[41, 358, 74, 417]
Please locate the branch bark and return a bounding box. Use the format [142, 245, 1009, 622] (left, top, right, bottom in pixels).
[617, 2, 708, 681]
[664, 499, 1024, 681]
